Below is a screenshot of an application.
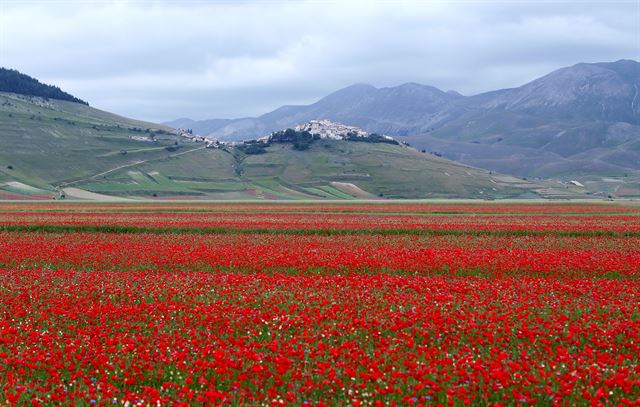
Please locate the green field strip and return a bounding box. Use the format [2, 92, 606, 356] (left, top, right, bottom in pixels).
[0, 208, 638, 216]
[315, 185, 358, 199]
[2, 224, 639, 238]
[0, 261, 634, 280]
[298, 187, 338, 199]
[247, 180, 307, 199]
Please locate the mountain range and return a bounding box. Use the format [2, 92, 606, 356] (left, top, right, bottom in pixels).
[167, 59, 640, 195]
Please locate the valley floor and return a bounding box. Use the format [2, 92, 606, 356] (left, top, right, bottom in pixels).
[1, 201, 639, 404]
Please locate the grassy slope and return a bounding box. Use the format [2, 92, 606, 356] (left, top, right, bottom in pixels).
[232, 141, 584, 199]
[0, 92, 587, 199]
[0, 92, 181, 190]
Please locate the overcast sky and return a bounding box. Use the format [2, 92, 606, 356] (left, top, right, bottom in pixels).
[1, 0, 639, 122]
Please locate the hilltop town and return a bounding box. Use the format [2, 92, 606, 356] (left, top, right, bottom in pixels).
[175, 119, 399, 149]
[293, 120, 372, 140]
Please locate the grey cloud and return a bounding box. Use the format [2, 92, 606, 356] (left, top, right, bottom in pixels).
[1, 0, 638, 122]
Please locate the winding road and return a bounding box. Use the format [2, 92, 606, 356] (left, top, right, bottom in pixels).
[55, 146, 207, 188]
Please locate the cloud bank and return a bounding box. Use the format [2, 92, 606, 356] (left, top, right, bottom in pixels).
[1, 0, 638, 122]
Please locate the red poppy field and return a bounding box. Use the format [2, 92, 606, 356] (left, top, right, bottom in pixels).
[1, 201, 639, 406]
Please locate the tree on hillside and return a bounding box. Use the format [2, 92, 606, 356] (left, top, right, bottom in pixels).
[0, 68, 89, 105]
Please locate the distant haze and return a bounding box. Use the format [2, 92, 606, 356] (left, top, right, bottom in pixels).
[1, 0, 638, 122]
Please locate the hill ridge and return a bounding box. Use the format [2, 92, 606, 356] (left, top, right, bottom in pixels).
[0, 68, 88, 105]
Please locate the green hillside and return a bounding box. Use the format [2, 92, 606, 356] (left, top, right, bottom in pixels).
[0, 68, 88, 105]
[0, 92, 177, 196]
[0, 92, 586, 200]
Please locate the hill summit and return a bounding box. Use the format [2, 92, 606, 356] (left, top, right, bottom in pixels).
[292, 120, 397, 142]
[233, 120, 399, 155]
[0, 68, 88, 105]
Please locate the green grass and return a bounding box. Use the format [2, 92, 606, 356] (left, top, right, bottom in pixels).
[2, 224, 638, 238]
[314, 185, 356, 199]
[0, 93, 181, 188]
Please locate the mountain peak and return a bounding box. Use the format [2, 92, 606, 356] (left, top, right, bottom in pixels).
[343, 82, 376, 90]
[599, 59, 639, 67]
[554, 59, 639, 79]
[593, 59, 640, 78]
[397, 82, 424, 88]
[324, 83, 377, 98]
[477, 59, 640, 124]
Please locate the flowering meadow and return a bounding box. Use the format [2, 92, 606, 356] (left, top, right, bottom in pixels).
[1, 201, 639, 406]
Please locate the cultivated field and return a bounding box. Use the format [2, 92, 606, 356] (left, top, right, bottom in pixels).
[0, 201, 639, 405]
